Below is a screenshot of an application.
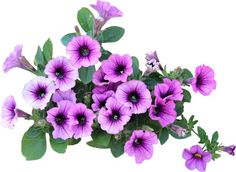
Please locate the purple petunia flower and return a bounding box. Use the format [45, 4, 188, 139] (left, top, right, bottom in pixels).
[145, 51, 163, 74]
[92, 82, 120, 95]
[45, 56, 78, 91]
[68, 103, 95, 139]
[92, 68, 109, 86]
[154, 78, 183, 102]
[170, 124, 188, 137]
[183, 145, 212, 172]
[91, 0, 123, 22]
[102, 54, 133, 83]
[52, 89, 76, 103]
[22, 76, 56, 110]
[91, 90, 114, 112]
[67, 35, 101, 68]
[46, 100, 73, 140]
[124, 130, 158, 164]
[98, 97, 132, 134]
[3, 45, 36, 73]
[221, 145, 236, 156]
[149, 99, 176, 127]
[191, 65, 216, 96]
[115, 80, 152, 114]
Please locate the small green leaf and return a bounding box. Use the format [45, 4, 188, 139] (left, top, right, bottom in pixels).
[175, 101, 184, 116]
[77, 7, 94, 33]
[61, 33, 76, 46]
[131, 56, 142, 79]
[183, 89, 191, 103]
[67, 138, 81, 145]
[211, 131, 219, 144]
[34, 46, 45, 71]
[159, 128, 169, 145]
[87, 141, 109, 149]
[32, 109, 45, 120]
[43, 38, 53, 62]
[91, 128, 111, 146]
[21, 126, 46, 160]
[79, 66, 96, 84]
[110, 137, 124, 158]
[181, 68, 193, 81]
[99, 26, 125, 43]
[197, 126, 208, 144]
[49, 137, 67, 154]
[99, 48, 112, 62]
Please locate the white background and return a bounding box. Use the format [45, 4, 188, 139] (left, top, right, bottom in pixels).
[0, 0, 235, 171]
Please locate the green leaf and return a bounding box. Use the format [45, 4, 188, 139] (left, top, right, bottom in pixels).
[61, 33, 76, 46]
[21, 126, 46, 160]
[175, 101, 184, 116]
[91, 128, 111, 146]
[79, 66, 96, 84]
[183, 89, 191, 103]
[34, 46, 45, 71]
[159, 128, 169, 145]
[110, 137, 124, 158]
[32, 109, 45, 120]
[211, 131, 219, 144]
[43, 38, 53, 62]
[87, 141, 110, 149]
[49, 137, 67, 154]
[197, 126, 209, 144]
[99, 48, 112, 62]
[77, 7, 94, 33]
[99, 26, 125, 43]
[131, 56, 142, 79]
[67, 138, 81, 145]
[181, 68, 193, 81]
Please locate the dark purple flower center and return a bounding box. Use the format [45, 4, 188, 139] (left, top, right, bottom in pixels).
[79, 45, 90, 57]
[154, 105, 163, 116]
[196, 76, 204, 87]
[110, 110, 120, 121]
[161, 89, 173, 99]
[128, 91, 140, 104]
[77, 115, 86, 125]
[133, 138, 143, 147]
[99, 100, 106, 109]
[194, 153, 202, 159]
[36, 87, 46, 99]
[115, 65, 125, 75]
[55, 67, 64, 79]
[55, 113, 67, 125]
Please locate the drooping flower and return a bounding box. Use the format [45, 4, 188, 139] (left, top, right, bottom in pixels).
[52, 89, 76, 103]
[3, 45, 36, 73]
[191, 65, 216, 96]
[68, 103, 95, 139]
[124, 130, 158, 164]
[115, 80, 152, 114]
[170, 124, 188, 137]
[22, 76, 56, 109]
[67, 35, 101, 68]
[145, 51, 163, 74]
[92, 82, 120, 95]
[102, 54, 133, 83]
[98, 97, 132, 134]
[91, 91, 114, 112]
[149, 98, 176, 127]
[221, 145, 236, 156]
[154, 78, 183, 102]
[45, 56, 78, 91]
[90, 0, 123, 22]
[92, 68, 109, 86]
[182, 145, 212, 172]
[46, 100, 73, 140]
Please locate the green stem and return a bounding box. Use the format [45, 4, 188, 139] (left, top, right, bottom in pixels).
[191, 129, 199, 137]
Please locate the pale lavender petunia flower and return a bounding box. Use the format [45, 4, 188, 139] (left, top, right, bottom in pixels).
[92, 68, 109, 86]
[145, 51, 163, 74]
[102, 54, 133, 83]
[116, 80, 152, 114]
[46, 100, 73, 140]
[149, 98, 176, 127]
[183, 145, 212, 172]
[22, 76, 56, 110]
[98, 97, 132, 134]
[170, 124, 188, 137]
[221, 145, 236, 156]
[91, 0, 123, 22]
[67, 35, 101, 68]
[91, 90, 114, 112]
[154, 78, 183, 102]
[45, 56, 78, 91]
[68, 103, 95, 139]
[191, 65, 216, 96]
[124, 130, 158, 164]
[52, 89, 76, 103]
[3, 45, 36, 73]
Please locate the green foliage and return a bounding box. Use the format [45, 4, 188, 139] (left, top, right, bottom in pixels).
[110, 136, 124, 158]
[99, 48, 112, 62]
[50, 137, 67, 154]
[61, 33, 76, 46]
[21, 126, 46, 160]
[67, 138, 81, 145]
[175, 101, 184, 116]
[79, 66, 96, 84]
[131, 56, 142, 79]
[91, 128, 111, 147]
[143, 72, 163, 90]
[98, 26, 125, 43]
[77, 7, 94, 33]
[197, 126, 208, 144]
[183, 89, 191, 103]
[159, 128, 169, 145]
[87, 141, 109, 149]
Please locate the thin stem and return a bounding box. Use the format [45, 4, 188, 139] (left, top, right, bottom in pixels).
[191, 129, 199, 137]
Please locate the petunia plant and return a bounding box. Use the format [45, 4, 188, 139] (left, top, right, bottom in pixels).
[1, 0, 235, 171]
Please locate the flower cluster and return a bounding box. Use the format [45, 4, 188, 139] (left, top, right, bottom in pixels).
[1, 1, 234, 171]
